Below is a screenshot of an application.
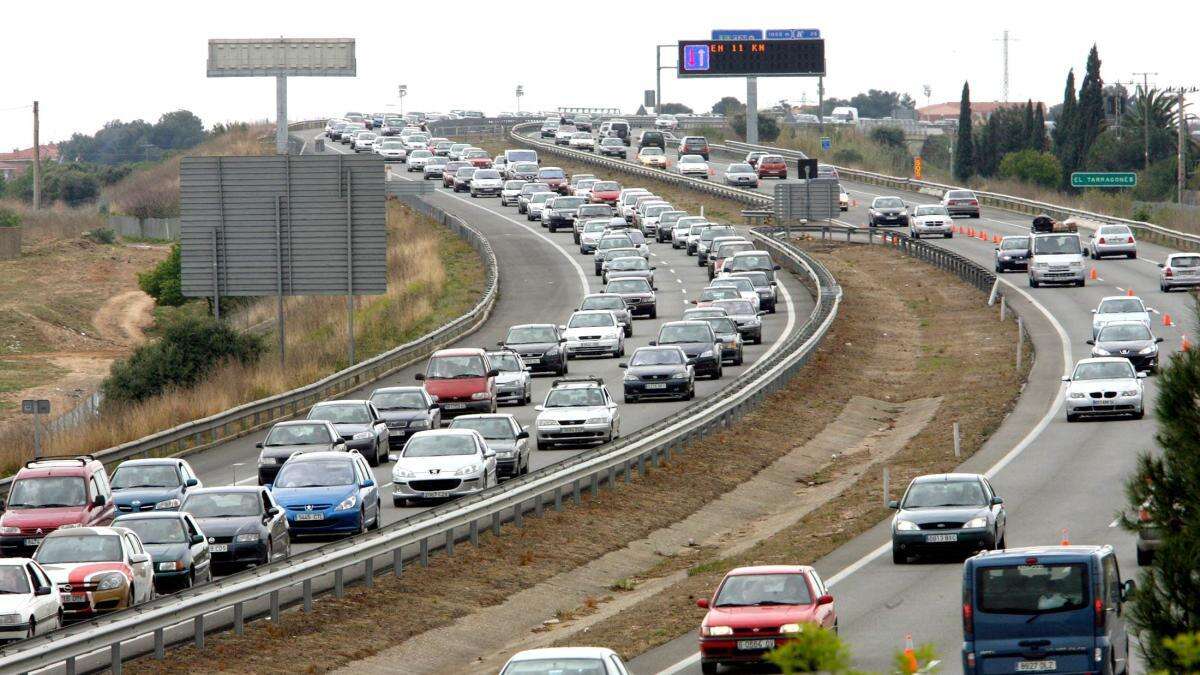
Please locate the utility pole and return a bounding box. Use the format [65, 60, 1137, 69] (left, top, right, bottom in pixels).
[1133, 72, 1158, 170]
[516, 85, 524, 114]
[1166, 87, 1198, 203]
[746, 77, 759, 145]
[32, 101, 41, 210]
[398, 84, 408, 118]
[817, 76, 825, 133]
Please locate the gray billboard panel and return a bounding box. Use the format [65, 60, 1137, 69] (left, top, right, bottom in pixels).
[207, 38, 356, 77]
[773, 179, 840, 221]
[180, 154, 386, 298]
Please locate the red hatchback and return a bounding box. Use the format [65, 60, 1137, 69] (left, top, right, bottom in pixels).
[756, 155, 788, 179]
[463, 150, 493, 169]
[697, 565, 836, 672]
[537, 167, 569, 195]
[415, 348, 499, 419]
[0, 456, 116, 557]
[589, 181, 622, 205]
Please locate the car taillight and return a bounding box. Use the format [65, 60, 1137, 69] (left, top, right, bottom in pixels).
[1165, 267, 1174, 277]
[1099, 238, 1106, 244]
[1094, 598, 1105, 628]
[962, 601, 974, 636]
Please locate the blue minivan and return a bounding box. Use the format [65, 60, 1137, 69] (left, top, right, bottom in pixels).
[962, 546, 1135, 675]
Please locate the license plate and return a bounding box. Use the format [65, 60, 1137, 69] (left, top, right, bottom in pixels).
[1017, 660, 1056, 672]
[1093, 400, 1113, 406]
[209, 543, 229, 553]
[444, 402, 466, 410]
[583, 341, 600, 347]
[737, 639, 775, 651]
[525, 356, 540, 363]
[561, 426, 583, 433]
[296, 513, 324, 521]
[646, 383, 667, 390]
[23, 538, 40, 547]
[62, 592, 87, 604]
[925, 533, 958, 543]
[423, 491, 452, 498]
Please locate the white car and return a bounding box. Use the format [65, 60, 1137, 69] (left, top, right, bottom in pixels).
[352, 131, 378, 153]
[638, 147, 668, 168]
[34, 527, 155, 622]
[579, 220, 610, 254]
[1063, 357, 1146, 422]
[838, 185, 850, 211]
[500, 180, 527, 206]
[1091, 296, 1152, 338]
[469, 169, 504, 198]
[676, 154, 710, 179]
[908, 204, 954, 239]
[568, 132, 595, 151]
[374, 139, 408, 163]
[485, 351, 532, 405]
[500, 647, 631, 675]
[0, 559, 62, 642]
[390, 429, 497, 505]
[406, 150, 434, 171]
[640, 203, 675, 235]
[617, 189, 652, 221]
[526, 192, 555, 221]
[655, 114, 679, 130]
[555, 129, 575, 146]
[402, 134, 430, 152]
[724, 162, 759, 187]
[709, 277, 761, 312]
[1086, 224, 1138, 259]
[561, 310, 625, 358]
[534, 376, 620, 450]
[1160, 252, 1200, 292]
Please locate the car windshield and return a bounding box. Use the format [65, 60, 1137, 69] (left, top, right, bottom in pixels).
[514, 163, 539, 173]
[35, 535, 123, 565]
[728, 164, 754, 173]
[554, 197, 585, 209]
[381, 142, 403, 148]
[569, 313, 616, 328]
[601, 138, 622, 145]
[309, 404, 370, 424]
[531, 194, 554, 204]
[475, 170, 500, 179]
[450, 418, 514, 439]
[713, 300, 754, 315]
[111, 465, 181, 489]
[572, 133, 590, 139]
[1098, 298, 1144, 314]
[640, 148, 664, 156]
[680, 155, 705, 163]
[714, 573, 812, 607]
[701, 288, 739, 301]
[1171, 256, 1200, 268]
[0, 566, 30, 594]
[184, 492, 262, 518]
[489, 354, 524, 372]
[507, 151, 537, 162]
[502, 658, 608, 675]
[507, 326, 557, 344]
[538, 169, 565, 179]
[265, 423, 334, 445]
[915, 206, 949, 216]
[1000, 238, 1029, 250]
[1098, 324, 1152, 342]
[1032, 235, 1082, 255]
[7, 477, 87, 509]
[464, 151, 487, 159]
[599, 237, 634, 250]
[274, 460, 355, 488]
[903, 480, 987, 508]
[119, 518, 187, 545]
[579, 206, 611, 217]
[544, 388, 605, 407]
[948, 190, 975, 199]
[609, 258, 647, 271]
[714, 279, 753, 293]
[410, 150, 431, 159]
[370, 391, 427, 411]
[607, 279, 651, 293]
[594, 182, 619, 190]
[735, 272, 770, 286]
[875, 198, 904, 208]
[504, 181, 526, 190]
[702, 317, 739, 335]
[730, 255, 771, 269]
[404, 434, 477, 457]
[1073, 361, 1135, 380]
[717, 243, 753, 257]
[659, 324, 711, 343]
[456, 168, 475, 177]
[581, 297, 623, 312]
[976, 563, 1088, 614]
[631, 349, 685, 367]
[427, 355, 487, 378]
[583, 223, 607, 233]
[761, 156, 784, 163]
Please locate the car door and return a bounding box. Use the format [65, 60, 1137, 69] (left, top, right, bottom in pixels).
[356, 456, 378, 522]
[262, 489, 288, 553]
[183, 514, 210, 580]
[25, 563, 55, 628]
[604, 387, 619, 435]
[123, 533, 154, 602]
[1103, 554, 1129, 669]
[982, 478, 1006, 538]
[367, 402, 389, 454]
[808, 571, 835, 629]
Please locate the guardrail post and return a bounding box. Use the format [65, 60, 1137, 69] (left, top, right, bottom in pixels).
[470, 519, 480, 546]
[554, 486, 563, 511]
[445, 529, 456, 556]
[1000, 295, 1007, 322]
[882, 466, 890, 507]
[572, 479, 582, 505]
[154, 628, 164, 659]
[607, 466, 617, 488]
[394, 548, 403, 576]
[492, 511, 502, 536]
[66, 656, 76, 675]
[514, 502, 525, 528]
[623, 460, 632, 483]
[652, 448, 661, 468]
[270, 590, 280, 621]
[535, 494, 545, 517]
[194, 614, 205, 650]
[334, 568, 345, 597]
[365, 557, 375, 587]
[235, 601, 245, 634]
[110, 643, 122, 675]
[420, 537, 430, 566]
[303, 578, 313, 610]
[953, 421, 962, 458]
[638, 454, 647, 476]
[590, 473, 599, 497]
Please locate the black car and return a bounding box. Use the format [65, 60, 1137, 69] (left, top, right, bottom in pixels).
[695, 315, 744, 365]
[113, 511, 212, 593]
[449, 414, 531, 478]
[368, 386, 440, 446]
[620, 346, 695, 403]
[994, 235, 1031, 272]
[500, 324, 568, 375]
[594, 244, 639, 276]
[638, 130, 666, 150]
[255, 420, 347, 485]
[604, 278, 657, 319]
[182, 487, 290, 572]
[1088, 321, 1163, 373]
[544, 196, 586, 233]
[868, 197, 909, 227]
[306, 400, 390, 466]
[888, 473, 1006, 564]
[574, 204, 615, 243]
[651, 321, 722, 379]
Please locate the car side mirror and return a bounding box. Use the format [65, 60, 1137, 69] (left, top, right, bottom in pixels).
[1121, 578, 1136, 601]
[534, 405, 544, 412]
[267, 507, 280, 517]
[1156, 337, 1165, 343]
[816, 593, 834, 606]
[483, 449, 496, 459]
[191, 533, 206, 545]
[517, 430, 529, 440]
[488, 369, 500, 378]
[618, 362, 628, 368]
[414, 373, 426, 381]
[758, 311, 767, 316]
[185, 478, 199, 488]
[130, 553, 150, 565]
[93, 494, 106, 507]
[1138, 372, 1148, 379]
[361, 478, 376, 488]
[1061, 376, 1071, 382]
[773, 265, 781, 271]
[696, 598, 709, 609]
[1157, 262, 1164, 268]
[648, 340, 657, 346]
[1086, 339, 1095, 345]
[35, 585, 51, 596]
[887, 500, 899, 509]
[991, 496, 1004, 506]
[1090, 309, 1097, 314]
[994, 247, 999, 252]
[255, 442, 264, 449]
[497, 341, 505, 347]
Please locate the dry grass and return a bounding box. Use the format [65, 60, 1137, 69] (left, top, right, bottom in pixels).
[128, 241, 1026, 675]
[0, 200, 484, 475]
[0, 199, 108, 248]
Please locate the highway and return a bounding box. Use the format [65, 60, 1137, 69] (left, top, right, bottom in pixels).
[531, 129, 1182, 674]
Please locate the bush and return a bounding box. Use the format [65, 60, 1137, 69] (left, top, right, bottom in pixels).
[869, 126, 907, 150]
[832, 148, 864, 165]
[83, 227, 116, 244]
[0, 207, 18, 228]
[137, 243, 185, 306]
[763, 623, 852, 674]
[999, 149, 1062, 188]
[731, 113, 781, 142]
[1133, 157, 1179, 202]
[920, 135, 952, 169]
[102, 313, 264, 404]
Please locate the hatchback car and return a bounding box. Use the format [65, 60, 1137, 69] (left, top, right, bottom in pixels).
[868, 196, 909, 227]
[1088, 321, 1162, 373]
[620, 346, 694, 403]
[579, 293, 634, 337]
[390, 429, 497, 504]
[517, 182, 552, 213]
[889, 473, 1006, 563]
[0, 457, 116, 558]
[367, 386, 440, 447]
[678, 136, 710, 160]
[1159, 252, 1200, 292]
[255, 420, 346, 485]
[603, 256, 655, 286]
[711, 298, 764, 344]
[487, 350, 533, 405]
[725, 271, 777, 313]
[34, 527, 154, 621]
[756, 155, 787, 179]
[449, 414, 530, 479]
[440, 160, 470, 187]
[544, 196, 587, 232]
[597, 137, 628, 158]
[1091, 295, 1151, 338]
[112, 511, 211, 593]
[1086, 224, 1137, 259]
[110, 458, 201, 514]
[941, 189, 980, 217]
[468, 169, 503, 197]
[500, 180, 527, 206]
[182, 487, 289, 570]
[993, 235, 1031, 272]
[306, 400, 389, 467]
[638, 146, 667, 168]
[422, 157, 448, 180]
[0, 559, 61, 641]
[416, 348, 499, 417]
[451, 167, 476, 192]
[538, 167, 569, 194]
[589, 181, 622, 205]
[1063, 357, 1146, 422]
[604, 277, 657, 319]
[500, 324, 568, 375]
[406, 149, 434, 172]
[676, 154, 710, 179]
[561, 310, 625, 358]
[270, 451, 381, 538]
[724, 163, 759, 187]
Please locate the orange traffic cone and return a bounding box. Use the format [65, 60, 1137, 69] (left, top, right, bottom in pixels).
[1061, 528, 1070, 546]
[1164, 313, 1173, 327]
[1183, 334, 1192, 351]
[980, 230, 988, 241]
[994, 234, 1002, 244]
[1126, 288, 1135, 297]
[903, 633, 919, 674]
[1089, 267, 1098, 280]
[968, 227, 975, 237]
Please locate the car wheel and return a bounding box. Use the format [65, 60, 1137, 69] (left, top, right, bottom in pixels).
[369, 501, 381, 530]
[536, 439, 552, 451]
[734, 350, 744, 366]
[366, 441, 380, 467]
[393, 496, 405, 508]
[892, 547, 906, 564]
[525, 386, 533, 405]
[1160, 283, 1169, 293]
[356, 509, 367, 536]
[996, 532, 1007, 550]
[624, 325, 633, 338]
[701, 662, 718, 675]
[1066, 412, 1079, 423]
[649, 307, 657, 319]
[1077, 278, 1086, 287]
[1128, 251, 1137, 259]
[1133, 408, 1145, 420]
[1028, 277, 1038, 288]
[26, 618, 35, 640]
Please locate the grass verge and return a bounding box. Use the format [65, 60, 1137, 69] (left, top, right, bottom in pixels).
[127, 239, 1027, 674]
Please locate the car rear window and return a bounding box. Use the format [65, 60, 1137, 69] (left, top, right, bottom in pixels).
[1000, 237, 1029, 250]
[538, 169, 565, 179]
[976, 563, 1089, 614]
[1171, 256, 1200, 268]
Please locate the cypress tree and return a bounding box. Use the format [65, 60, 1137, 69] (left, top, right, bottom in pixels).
[954, 82, 974, 182]
[1075, 45, 1106, 171]
[1022, 100, 1036, 150]
[1032, 103, 1047, 151]
[1054, 70, 1079, 188]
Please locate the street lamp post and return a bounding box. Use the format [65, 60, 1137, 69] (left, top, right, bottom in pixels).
[655, 44, 675, 113]
[398, 84, 408, 118]
[516, 85, 524, 114]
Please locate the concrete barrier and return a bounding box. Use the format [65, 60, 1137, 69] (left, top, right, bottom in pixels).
[106, 215, 179, 241]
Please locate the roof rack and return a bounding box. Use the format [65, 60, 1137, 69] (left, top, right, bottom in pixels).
[24, 454, 94, 469]
[551, 375, 604, 388]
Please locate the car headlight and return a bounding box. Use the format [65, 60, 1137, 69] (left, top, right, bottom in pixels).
[235, 533, 260, 543]
[671, 371, 690, 380]
[585, 417, 608, 424]
[154, 498, 181, 510]
[703, 625, 734, 637]
[537, 419, 559, 428]
[700, 349, 714, 359]
[95, 573, 126, 591]
[0, 613, 23, 626]
[157, 561, 185, 572]
[1000, 255, 1011, 260]
[1070, 261, 1083, 269]
[335, 494, 358, 511]
[779, 623, 802, 634]
[392, 467, 415, 479]
[455, 463, 482, 477]
[352, 431, 373, 440]
[624, 372, 639, 381]
[1092, 347, 1111, 356]
[409, 419, 430, 430]
[963, 517, 988, 529]
[1121, 389, 1139, 397]
[1138, 345, 1158, 355]
[1069, 392, 1086, 399]
[470, 391, 493, 400]
[895, 519, 919, 532]
[0, 526, 20, 535]
[545, 345, 560, 356]
[1034, 262, 1049, 269]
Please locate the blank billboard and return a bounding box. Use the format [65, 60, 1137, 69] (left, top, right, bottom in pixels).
[207, 38, 356, 77]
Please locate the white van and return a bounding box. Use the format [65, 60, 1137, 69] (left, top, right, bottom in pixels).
[1028, 233, 1085, 287]
[504, 148, 539, 167]
[829, 106, 859, 124]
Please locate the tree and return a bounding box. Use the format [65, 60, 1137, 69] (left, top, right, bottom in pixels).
[657, 102, 693, 115]
[1022, 101, 1037, 149]
[1054, 70, 1079, 188]
[954, 82, 975, 181]
[763, 624, 851, 674]
[870, 126, 906, 150]
[920, 135, 952, 169]
[49, 168, 100, 207]
[711, 96, 745, 116]
[730, 113, 781, 142]
[847, 89, 911, 119]
[999, 149, 1062, 187]
[150, 110, 205, 150]
[1123, 335, 1200, 670]
[1031, 103, 1048, 151]
[1074, 45, 1106, 178]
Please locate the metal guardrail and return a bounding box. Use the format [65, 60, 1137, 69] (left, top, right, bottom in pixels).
[0, 200, 841, 673]
[0, 197, 500, 503]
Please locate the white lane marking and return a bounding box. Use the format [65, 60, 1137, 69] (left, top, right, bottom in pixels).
[325, 139, 351, 155]
[1109, 518, 1121, 528]
[235, 475, 257, 485]
[1116, 286, 1126, 293]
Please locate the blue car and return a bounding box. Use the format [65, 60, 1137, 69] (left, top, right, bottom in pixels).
[110, 458, 202, 513]
[268, 451, 381, 539]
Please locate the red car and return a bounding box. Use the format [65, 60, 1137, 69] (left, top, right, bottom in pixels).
[697, 565, 837, 672]
[756, 155, 788, 179]
[0, 456, 117, 557]
[537, 167, 570, 194]
[589, 181, 622, 205]
[415, 348, 499, 419]
[441, 161, 470, 188]
[463, 149, 493, 169]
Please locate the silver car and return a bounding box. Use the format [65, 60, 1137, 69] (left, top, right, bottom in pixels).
[1091, 296, 1151, 339]
[908, 204, 953, 239]
[448, 414, 530, 479]
[500, 180, 527, 206]
[603, 256, 655, 286]
[1063, 357, 1146, 422]
[724, 162, 759, 187]
[1086, 225, 1137, 259]
[390, 429, 497, 505]
[941, 189, 980, 218]
[1159, 252, 1200, 292]
[579, 293, 634, 337]
[486, 350, 532, 405]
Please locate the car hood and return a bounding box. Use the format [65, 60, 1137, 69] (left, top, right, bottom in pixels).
[607, 269, 651, 279]
[473, 179, 502, 187]
[142, 542, 190, 562]
[659, 341, 711, 358]
[913, 214, 950, 224]
[629, 365, 688, 377]
[1067, 377, 1137, 394]
[376, 409, 429, 423]
[704, 604, 819, 628]
[329, 423, 371, 437]
[1093, 312, 1149, 326]
[395, 454, 480, 474]
[0, 506, 89, 529]
[564, 327, 621, 340]
[112, 487, 183, 506]
[896, 505, 990, 525]
[539, 406, 610, 422]
[0, 594, 35, 613]
[505, 341, 558, 355]
[271, 485, 356, 508]
[873, 208, 905, 215]
[481, 438, 519, 453]
[40, 561, 130, 586]
[1094, 339, 1155, 355]
[495, 371, 526, 385]
[259, 443, 339, 461]
[192, 516, 262, 539]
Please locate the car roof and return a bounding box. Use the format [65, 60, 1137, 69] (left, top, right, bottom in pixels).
[190, 486, 263, 495]
[44, 526, 128, 538]
[431, 348, 487, 357]
[910, 472, 984, 484]
[508, 647, 619, 661]
[726, 564, 815, 576]
[1075, 356, 1135, 366]
[1098, 295, 1143, 304]
[453, 413, 518, 422]
[371, 386, 425, 393]
[313, 399, 369, 407]
[508, 323, 557, 330]
[116, 458, 183, 467]
[412, 428, 478, 437]
[0, 557, 36, 566]
[16, 458, 98, 478]
[970, 545, 1108, 565]
[114, 511, 186, 521]
[286, 451, 358, 463]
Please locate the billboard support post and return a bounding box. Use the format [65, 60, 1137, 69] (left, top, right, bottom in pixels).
[345, 169, 356, 366]
[276, 76, 288, 156]
[746, 77, 758, 145]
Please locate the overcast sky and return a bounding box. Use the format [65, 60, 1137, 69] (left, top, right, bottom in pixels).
[2, 1, 1197, 150]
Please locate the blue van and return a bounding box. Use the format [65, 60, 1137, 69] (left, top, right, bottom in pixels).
[961, 546, 1135, 674]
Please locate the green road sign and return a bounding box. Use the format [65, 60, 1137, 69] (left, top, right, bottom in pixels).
[1071, 172, 1137, 188]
